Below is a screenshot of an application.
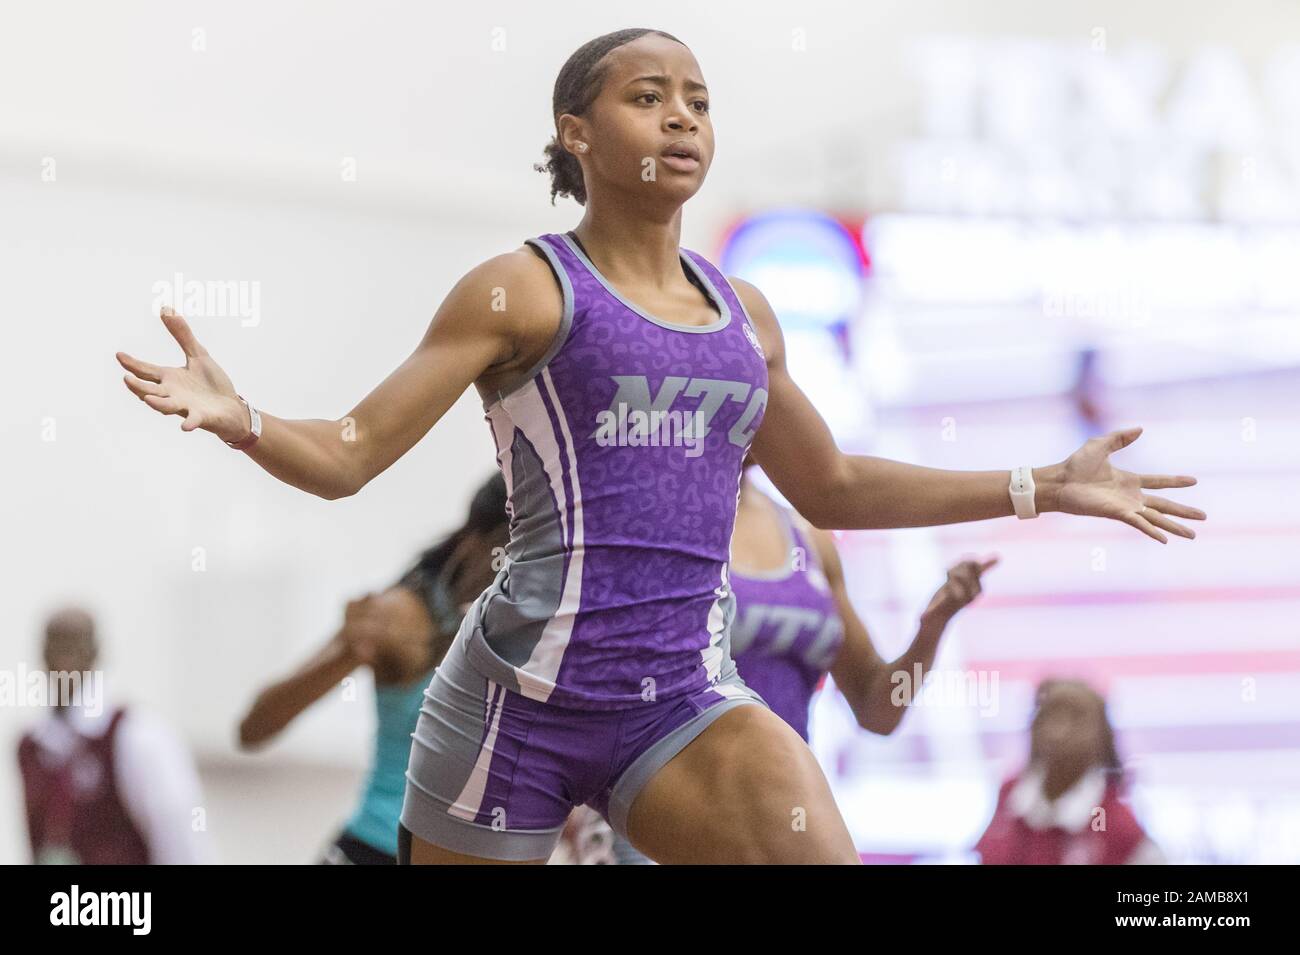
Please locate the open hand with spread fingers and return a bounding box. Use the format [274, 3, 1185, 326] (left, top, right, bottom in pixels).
[1040, 427, 1206, 544]
[116, 307, 252, 444]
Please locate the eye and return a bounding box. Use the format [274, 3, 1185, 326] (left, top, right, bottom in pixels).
[693, 99, 710, 113]
[637, 92, 660, 105]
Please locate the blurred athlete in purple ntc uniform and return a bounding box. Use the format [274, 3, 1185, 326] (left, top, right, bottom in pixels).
[729, 457, 997, 742]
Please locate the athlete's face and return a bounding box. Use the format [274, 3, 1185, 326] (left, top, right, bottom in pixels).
[571, 35, 713, 204]
[1031, 683, 1106, 768]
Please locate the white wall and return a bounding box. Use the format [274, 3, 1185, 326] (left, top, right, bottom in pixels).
[0, 173, 541, 861]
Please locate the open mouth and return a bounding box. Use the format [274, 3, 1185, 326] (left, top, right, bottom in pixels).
[661, 141, 701, 170]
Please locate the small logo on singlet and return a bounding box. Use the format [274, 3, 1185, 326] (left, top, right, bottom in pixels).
[742, 320, 765, 358]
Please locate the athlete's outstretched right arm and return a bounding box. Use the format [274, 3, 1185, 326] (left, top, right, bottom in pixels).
[732, 277, 1207, 542]
[116, 252, 533, 500]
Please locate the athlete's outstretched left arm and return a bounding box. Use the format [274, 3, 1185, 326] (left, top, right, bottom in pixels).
[731, 278, 1206, 542]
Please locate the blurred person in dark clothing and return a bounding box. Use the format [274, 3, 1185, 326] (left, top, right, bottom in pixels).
[17, 606, 212, 864]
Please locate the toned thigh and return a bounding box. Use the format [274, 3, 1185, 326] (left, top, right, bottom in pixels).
[625, 704, 859, 864]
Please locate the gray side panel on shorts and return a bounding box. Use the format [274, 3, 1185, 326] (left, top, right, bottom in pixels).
[400, 639, 566, 861]
[402, 640, 491, 819]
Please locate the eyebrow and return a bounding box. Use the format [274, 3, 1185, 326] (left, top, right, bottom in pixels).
[626, 74, 709, 93]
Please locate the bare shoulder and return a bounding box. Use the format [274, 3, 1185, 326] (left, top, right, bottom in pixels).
[488, 243, 559, 286]
[428, 245, 565, 385]
[726, 275, 784, 366]
[446, 245, 561, 328]
[726, 276, 773, 326]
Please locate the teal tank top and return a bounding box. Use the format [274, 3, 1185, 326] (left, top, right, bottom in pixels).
[342, 669, 434, 856]
[342, 551, 465, 856]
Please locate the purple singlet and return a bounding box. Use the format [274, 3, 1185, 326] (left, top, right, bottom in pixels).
[729, 505, 844, 740]
[462, 231, 770, 710]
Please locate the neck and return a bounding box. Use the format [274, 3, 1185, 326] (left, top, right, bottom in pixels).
[572, 208, 685, 290]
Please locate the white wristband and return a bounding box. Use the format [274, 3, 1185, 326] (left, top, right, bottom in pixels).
[224, 395, 262, 451]
[1009, 465, 1037, 519]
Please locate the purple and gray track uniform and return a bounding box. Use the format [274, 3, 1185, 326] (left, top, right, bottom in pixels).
[401, 231, 770, 859]
[729, 505, 844, 741]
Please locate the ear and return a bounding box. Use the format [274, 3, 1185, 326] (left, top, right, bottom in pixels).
[555, 114, 587, 156]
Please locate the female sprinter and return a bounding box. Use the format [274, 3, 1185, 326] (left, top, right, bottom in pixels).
[236, 473, 508, 863]
[117, 28, 1204, 864]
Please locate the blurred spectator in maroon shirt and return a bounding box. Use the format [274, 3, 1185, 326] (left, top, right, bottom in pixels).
[975, 678, 1165, 865]
[17, 606, 212, 864]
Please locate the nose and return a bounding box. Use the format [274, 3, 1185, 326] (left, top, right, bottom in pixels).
[665, 99, 698, 133]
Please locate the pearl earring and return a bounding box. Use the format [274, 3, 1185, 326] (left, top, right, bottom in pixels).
[576, 142, 588, 152]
